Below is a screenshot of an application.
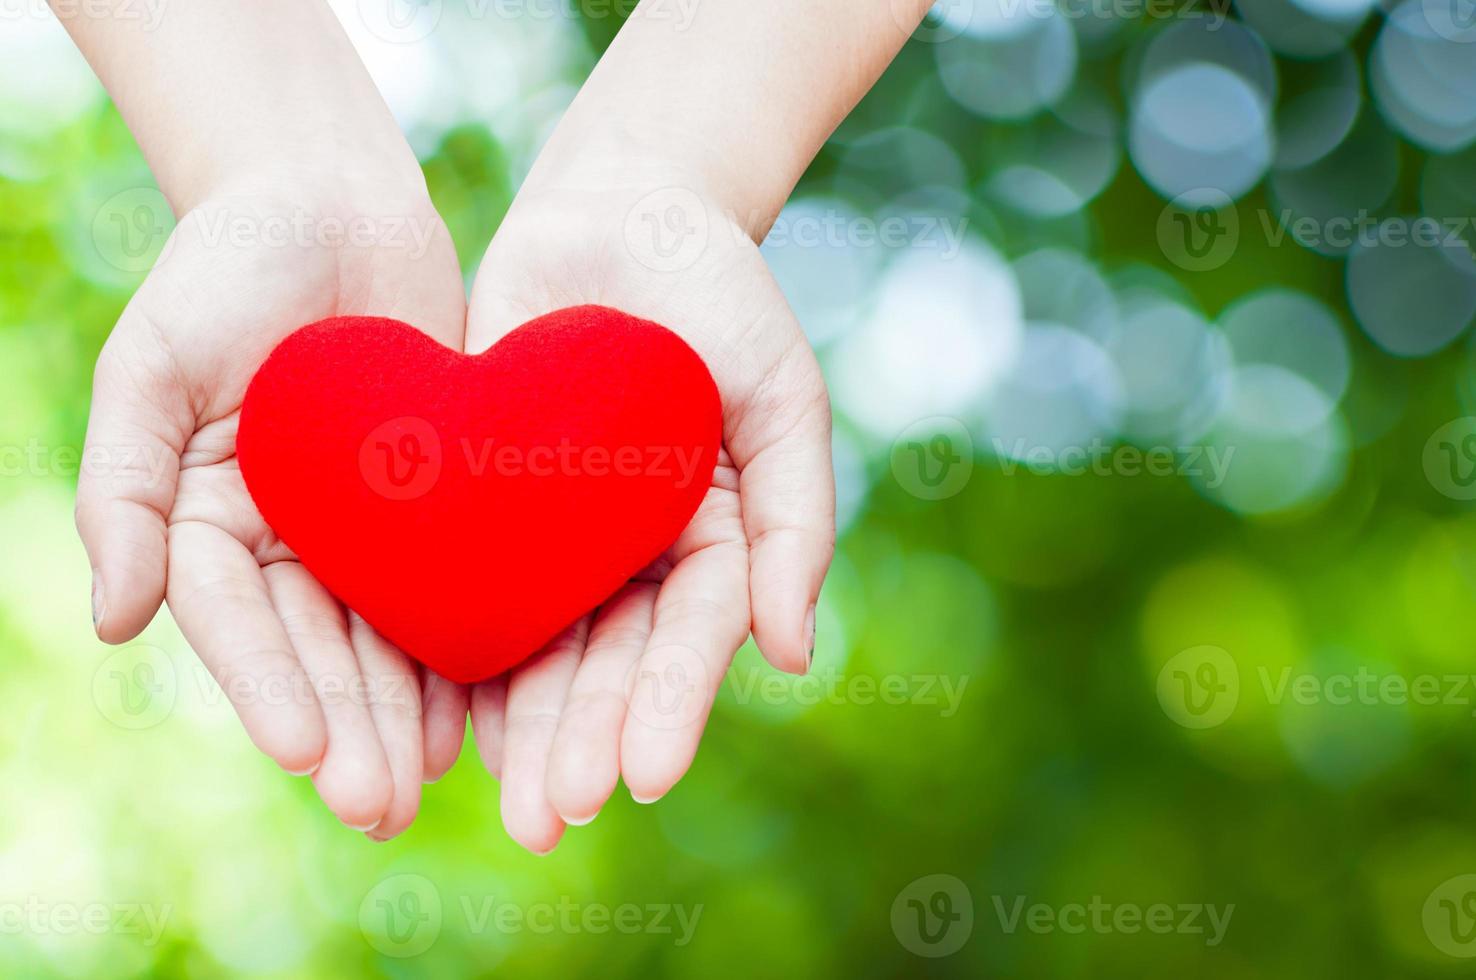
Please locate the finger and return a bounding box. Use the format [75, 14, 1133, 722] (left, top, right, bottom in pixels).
[421, 670, 469, 783]
[357, 210, 469, 352]
[464, 221, 549, 353]
[621, 493, 750, 804]
[350, 613, 424, 842]
[546, 583, 658, 826]
[470, 674, 509, 779]
[262, 561, 394, 832]
[166, 521, 325, 775]
[499, 617, 589, 854]
[76, 325, 190, 643]
[729, 338, 835, 675]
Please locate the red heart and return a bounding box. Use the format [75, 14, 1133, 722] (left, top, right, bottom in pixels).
[237, 306, 721, 683]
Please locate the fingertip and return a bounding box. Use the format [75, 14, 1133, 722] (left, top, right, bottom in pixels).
[501, 791, 566, 855]
[422, 716, 465, 782]
[257, 708, 329, 779]
[546, 761, 612, 829]
[622, 773, 670, 802]
[423, 752, 456, 784]
[366, 780, 423, 842]
[560, 809, 599, 827]
[421, 675, 469, 783]
[314, 749, 396, 833]
[749, 531, 830, 675]
[748, 589, 813, 676]
[618, 731, 686, 807]
[89, 542, 167, 645]
[476, 743, 503, 782]
[545, 699, 623, 831]
[77, 474, 171, 638]
[470, 677, 508, 780]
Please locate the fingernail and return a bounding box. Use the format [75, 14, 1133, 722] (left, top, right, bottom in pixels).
[803, 604, 817, 670]
[563, 811, 598, 827]
[91, 573, 106, 632]
[284, 759, 321, 777]
[347, 817, 383, 833]
[631, 790, 663, 805]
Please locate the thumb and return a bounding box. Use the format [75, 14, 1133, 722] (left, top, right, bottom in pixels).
[733, 342, 836, 675]
[75, 313, 190, 643]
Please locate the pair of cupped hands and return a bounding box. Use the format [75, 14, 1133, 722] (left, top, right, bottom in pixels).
[77, 158, 836, 851]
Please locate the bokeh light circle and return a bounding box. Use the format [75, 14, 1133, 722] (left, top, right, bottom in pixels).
[1346, 218, 1476, 357]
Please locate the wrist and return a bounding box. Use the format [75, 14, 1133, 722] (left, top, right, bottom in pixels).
[168, 170, 446, 268]
[175, 120, 429, 220]
[515, 129, 768, 244]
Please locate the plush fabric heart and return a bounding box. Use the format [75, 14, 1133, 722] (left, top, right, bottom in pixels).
[237, 306, 721, 683]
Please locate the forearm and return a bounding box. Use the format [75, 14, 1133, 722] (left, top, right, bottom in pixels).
[524, 0, 933, 237]
[51, 0, 423, 214]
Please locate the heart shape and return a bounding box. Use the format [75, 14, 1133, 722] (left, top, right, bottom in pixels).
[237, 306, 721, 683]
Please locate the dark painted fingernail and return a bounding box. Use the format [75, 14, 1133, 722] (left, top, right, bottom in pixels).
[804, 604, 817, 670]
[91, 573, 106, 632]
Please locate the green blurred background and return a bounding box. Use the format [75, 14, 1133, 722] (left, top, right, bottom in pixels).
[4, 0, 1476, 976]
